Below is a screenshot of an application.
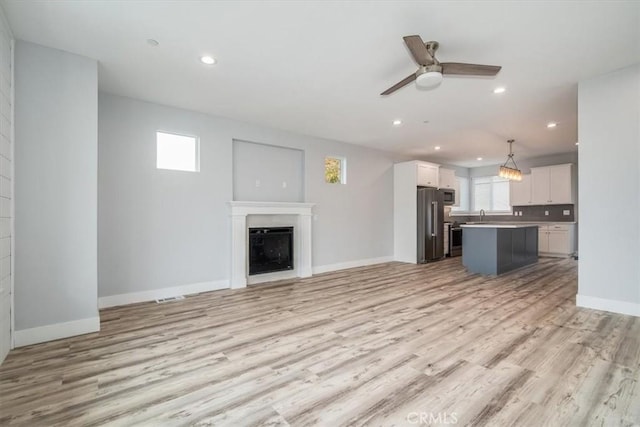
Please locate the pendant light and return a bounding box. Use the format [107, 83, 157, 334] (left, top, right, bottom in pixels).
[499, 139, 522, 181]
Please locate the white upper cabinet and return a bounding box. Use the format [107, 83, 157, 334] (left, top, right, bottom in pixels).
[530, 164, 574, 205]
[509, 174, 532, 206]
[417, 163, 439, 188]
[438, 168, 456, 189]
[531, 168, 551, 204]
[548, 165, 573, 204]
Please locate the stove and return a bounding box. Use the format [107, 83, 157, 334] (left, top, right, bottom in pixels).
[449, 222, 463, 257]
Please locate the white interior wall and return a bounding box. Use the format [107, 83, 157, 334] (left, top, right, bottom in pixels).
[98, 93, 401, 301]
[0, 7, 13, 362]
[14, 41, 99, 345]
[577, 63, 640, 316]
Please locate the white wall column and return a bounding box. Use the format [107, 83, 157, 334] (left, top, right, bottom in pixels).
[577, 63, 640, 317]
[14, 41, 99, 346]
[230, 213, 248, 289]
[297, 213, 313, 278]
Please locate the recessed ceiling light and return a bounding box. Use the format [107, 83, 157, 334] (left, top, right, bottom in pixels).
[575, 142, 579, 146]
[493, 87, 506, 94]
[146, 39, 159, 47]
[392, 119, 402, 126]
[547, 122, 557, 128]
[434, 146, 441, 150]
[200, 55, 216, 65]
[477, 157, 483, 161]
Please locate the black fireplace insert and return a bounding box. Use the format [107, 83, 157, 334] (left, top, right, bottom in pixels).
[248, 227, 294, 275]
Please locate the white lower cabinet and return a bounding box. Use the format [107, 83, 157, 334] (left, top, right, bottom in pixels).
[547, 231, 569, 254]
[538, 224, 575, 257]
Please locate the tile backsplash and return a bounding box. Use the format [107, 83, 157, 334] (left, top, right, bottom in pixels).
[510, 204, 575, 222]
[447, 204, 575, 223]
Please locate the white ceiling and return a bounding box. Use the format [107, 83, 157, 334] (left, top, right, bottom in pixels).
[3, 1, 639, 167]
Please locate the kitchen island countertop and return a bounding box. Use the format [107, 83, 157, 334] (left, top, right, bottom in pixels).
[461, 224, 540, 229]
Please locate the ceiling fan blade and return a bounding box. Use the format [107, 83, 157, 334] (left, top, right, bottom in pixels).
[441, 62, 501, 76]
[380, 73, 417, 96]
[403, 35, 433, 66]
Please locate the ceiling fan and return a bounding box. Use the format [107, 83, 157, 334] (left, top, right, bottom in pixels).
[381, 35, 502, 95]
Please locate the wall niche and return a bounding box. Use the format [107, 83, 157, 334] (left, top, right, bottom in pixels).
[232, 139, 304, 202]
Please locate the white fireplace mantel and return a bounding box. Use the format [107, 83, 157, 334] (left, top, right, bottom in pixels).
[228, 201, 315, 288]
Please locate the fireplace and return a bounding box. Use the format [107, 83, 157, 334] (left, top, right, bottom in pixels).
[228, 201, 315, 288]
[249, 227, 294, 275]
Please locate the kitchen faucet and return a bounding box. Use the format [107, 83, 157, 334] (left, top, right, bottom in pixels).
[480, 209, 486, 223]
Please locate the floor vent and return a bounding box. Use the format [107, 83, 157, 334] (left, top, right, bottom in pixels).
[155, 296, 185, 304]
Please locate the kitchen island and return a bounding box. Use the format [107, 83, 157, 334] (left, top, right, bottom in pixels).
[461, 224, 538, 275]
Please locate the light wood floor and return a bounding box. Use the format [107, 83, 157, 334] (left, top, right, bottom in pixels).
[1, 257, 639, 426]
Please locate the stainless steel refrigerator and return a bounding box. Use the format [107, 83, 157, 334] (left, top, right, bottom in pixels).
[417, 187, 445, 263]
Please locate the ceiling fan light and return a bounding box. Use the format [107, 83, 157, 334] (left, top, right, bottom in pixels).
[416, 71, 443, 89]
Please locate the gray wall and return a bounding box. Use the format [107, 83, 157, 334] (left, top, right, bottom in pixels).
[98, 93, 400, 298]
[14, 41, 98, 329]
[0, 8, 13, 361]
[578, 64, 639, 307]
[468, 152, 578, 178]
[233, 140, 304, 202]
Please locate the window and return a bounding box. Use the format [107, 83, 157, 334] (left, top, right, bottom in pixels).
[325, 156, 346, 184]
[156, 131, 199, 172]
[451, 177, 470, 212]
[471, 176, 510, 212]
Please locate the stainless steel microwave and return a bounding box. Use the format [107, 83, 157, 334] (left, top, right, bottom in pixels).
[442, 189, 455, 206]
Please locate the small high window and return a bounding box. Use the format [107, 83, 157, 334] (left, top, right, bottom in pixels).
[325, 156, 346, 184]
[156, 131, 199, 172]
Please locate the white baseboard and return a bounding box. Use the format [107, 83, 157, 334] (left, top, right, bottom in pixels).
[15, 316, 101, 347]
[98, 280, 229, 309]
[576, 294, 640, 317]
[312, 256, 394, 275]
[539, 252, 574, 258]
